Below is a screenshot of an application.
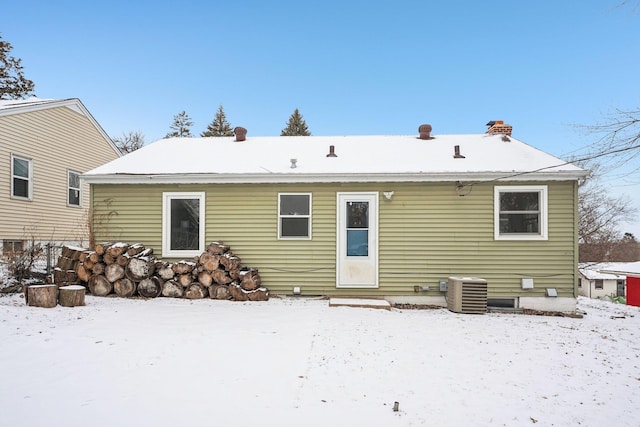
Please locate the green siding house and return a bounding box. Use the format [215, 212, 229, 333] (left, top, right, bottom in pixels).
[83, 121, 587, 311]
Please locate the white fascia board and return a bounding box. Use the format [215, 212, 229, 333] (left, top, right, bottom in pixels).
[82, 170, 587, 185]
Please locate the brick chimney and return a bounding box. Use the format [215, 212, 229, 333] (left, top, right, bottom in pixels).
[418, 124, 433, 140]
[234, 126, 247, 142]
[485, 120, 512, 136]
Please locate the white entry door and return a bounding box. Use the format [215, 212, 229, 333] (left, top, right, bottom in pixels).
[337, 192, 378, 288]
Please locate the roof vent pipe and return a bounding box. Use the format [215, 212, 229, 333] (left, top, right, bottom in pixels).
[418, 124, 433, 140]
[326, 145, 337, 157]
[290, 158, 297, 168]
[234, 126, 247, 142]
[454, 145, 465, 159]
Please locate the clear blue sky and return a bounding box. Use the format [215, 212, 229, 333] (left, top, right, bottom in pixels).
[3, 0, 639, 233]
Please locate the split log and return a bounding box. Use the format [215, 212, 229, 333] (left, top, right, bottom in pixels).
[88, 251, 102, 264]
[207, 241, 230, 255]
[177, 273, 193, 288]
[103, 253, 116, 265]
[184, 283, 208, 299]
[26, 284, 58, 308]
[53, 267, 78, 284]
[138, 276, 163, 298]
[161, 280, 184, 298]
[58, 285, 86, 307]
[197, 271, 213, 287]
[138, 248, 154, 258]
[246, 287, 269, 301]
[76, 263, 92, 283]
[106, 242, 128, 258]
[94, 242, 115, 255]
[209, 284, 230, 300]
[239, 268, 262, 291]
[228, 283, 248, 301]
[88, 275, 113, 296]
[229, 269, 241, 280]
[126, 243, 146, 256]
[199, 252, 220, 272]
[105, 263, 125, 283]
[172, 260, 195, 275]
[78, 250, 90, 263]
[82, 258, 95, 270]
[157, 263, 176, 280]
[126, 257, 156, 281]
[114, 278, 137, 298]
[61, 245, 86, 261]
[117, 253, 130, 267]
[212, 269, 232, 285]
[92, 262, 106, 276]
[220, 254, 242, 271]
[56, 256, 77, 271]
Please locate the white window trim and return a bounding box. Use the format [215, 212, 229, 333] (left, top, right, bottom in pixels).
[278, 192, 312, 240]
[162, 192, 205, 258]
[494, 185, 548, 241]
[68, 170, 82, 207]
[11, 154, 33, 200]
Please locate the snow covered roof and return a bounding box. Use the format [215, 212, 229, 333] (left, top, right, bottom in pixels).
[83, 133, 587, 184]
[579, 262, 640, 279]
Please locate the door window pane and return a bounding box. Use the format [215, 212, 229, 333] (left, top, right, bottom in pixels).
[347, 201, 368, 228]
[347, 230, 368, 256]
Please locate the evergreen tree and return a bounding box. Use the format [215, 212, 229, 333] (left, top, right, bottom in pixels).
[201, 104, 233, 137]
[0, 35, 35, 100]
[281, 108, 311, 136]
[165, 111, 193, 138]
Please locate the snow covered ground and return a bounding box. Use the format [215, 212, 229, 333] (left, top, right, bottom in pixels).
[0, 292, 638, 427]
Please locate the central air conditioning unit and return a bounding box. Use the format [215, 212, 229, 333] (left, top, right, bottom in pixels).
[446, 277, 488, 314]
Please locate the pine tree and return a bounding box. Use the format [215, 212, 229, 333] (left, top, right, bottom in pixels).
[165, 111, 193, 138]
[0, 35, 35, 100]
[281, 108, 311, 136]
[201, 105, 233, 137]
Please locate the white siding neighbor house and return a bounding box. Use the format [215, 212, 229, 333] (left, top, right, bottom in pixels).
[0, 97, 121, 255]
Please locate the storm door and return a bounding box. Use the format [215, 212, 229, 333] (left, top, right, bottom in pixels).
[337, 192, 378, 288]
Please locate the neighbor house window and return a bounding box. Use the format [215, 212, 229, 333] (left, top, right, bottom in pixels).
[278, 193, 311, 239]
[162, 192, 205, 257]
[2, 240, 24, 256]
[68, 170, 81, 206]
[494, 185, 548, 240]
[595, 280, 603, 290]
[11, 154, 32, 199]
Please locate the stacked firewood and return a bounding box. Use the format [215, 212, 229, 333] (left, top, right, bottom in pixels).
[53, 241, 268, 301]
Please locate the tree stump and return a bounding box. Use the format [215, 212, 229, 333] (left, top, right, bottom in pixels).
[88, 275, 113, 296]
[58, 285, 86, 307]
[26, 284, 58, 308]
